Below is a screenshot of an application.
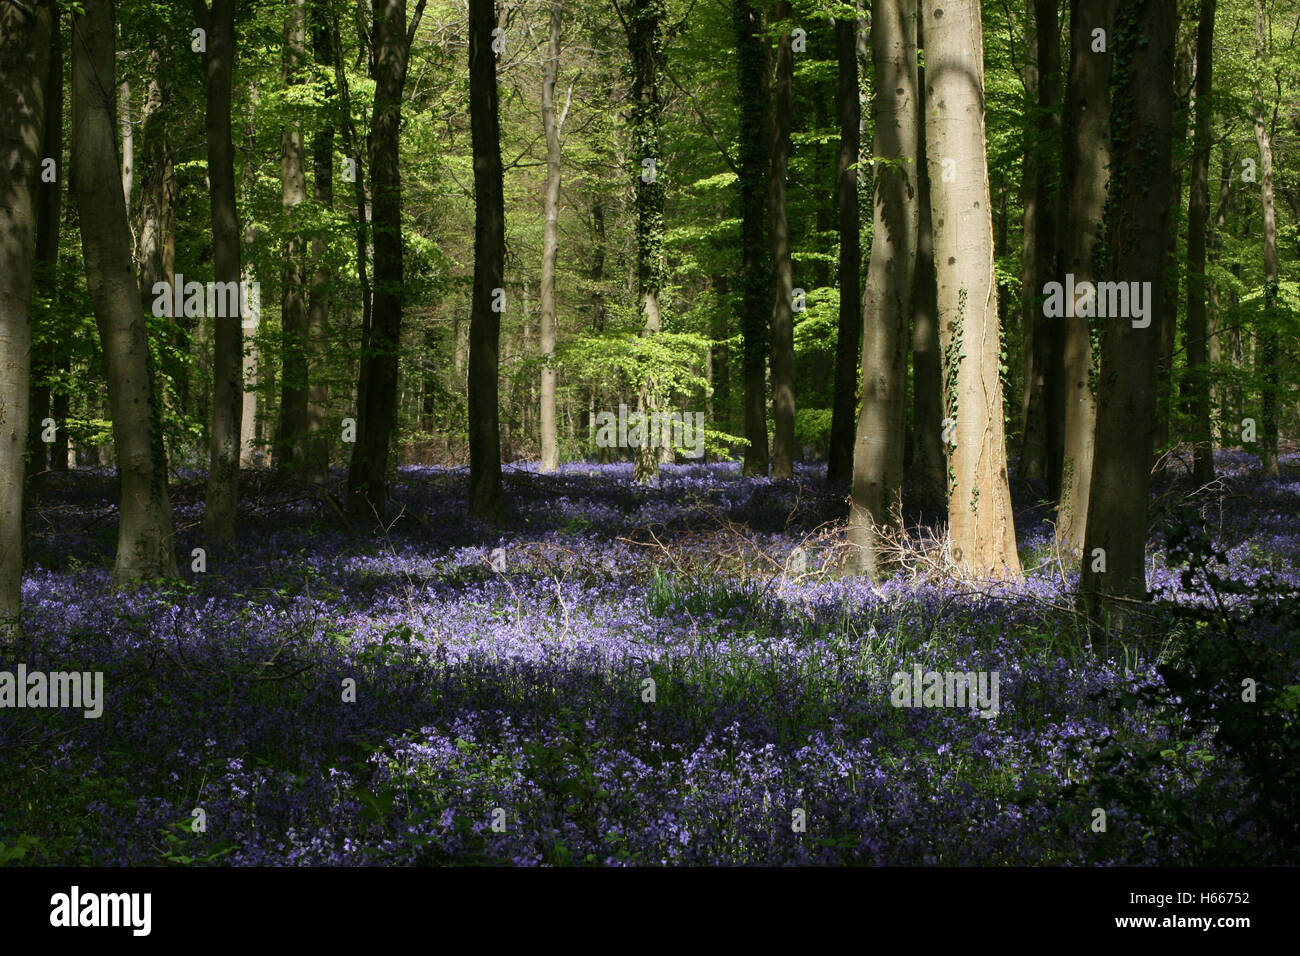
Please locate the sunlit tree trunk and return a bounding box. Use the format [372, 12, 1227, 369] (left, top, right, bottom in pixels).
[924, 0, 1021, 577]
[539, 1, 565, 473]
[768, 0, 796, 479]
[1252, 0, 1279, 479]
[849, 0, 918, 577]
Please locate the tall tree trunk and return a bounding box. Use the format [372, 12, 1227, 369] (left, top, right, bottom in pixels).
[1154, 26, 1193, 464]
[119, 76, 133, 212]
[925, 0, 1021, 577]
[625, 0, 667, 484]
[849, 0, 918, 577]
[0, 0, 53, 629]
[306, 8, 333, 481]
[768, 0, 796, 479]
[348, 0, 420, 519]
[136, 60, 177, 405]
[1184, 0, 1216, 487]
[1207, 150, 1233, 445]
[1080, 0, 1176, 619]
[735, 0, 770, 476]
[194, 0, 243, 547]
[1252, 0, 1279, 479]
[279, 0, 309, 476]
[827, 14, 861, 488]
[1054, 0, 1114, 555]
[539, 1, 564, 473]
[73, 0, 177, 583]
[467, 0, 505, 519]
[26, 8, 62, 488]
[1021, 0, 1063, 493]
[908, 13, 943, 512]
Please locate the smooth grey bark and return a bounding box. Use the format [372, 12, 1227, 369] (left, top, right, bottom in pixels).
[73, 0, 177, 583]
[924, 0, 1021, 577]
[539, 1, 565, 473]
[279, 0, 309, 476]
[1252, 0, 1279, 478]
[0, 0, 53, 628]
[849, 0, 918, 577]
[768, 0, 796, 479]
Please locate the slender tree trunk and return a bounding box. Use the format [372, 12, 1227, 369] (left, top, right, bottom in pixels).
[1207, 150, 1233, 444]
[306, 10, 333, 481]
[0, 0, 53, 629]
[194, 0, 243, 546]
[1154, 27, 1193, 464]
[768, 0, 796, 479]
[1019, 0, 1060, 494]
[1185, 0, 1216, 487]
[1252, 0, 1279, 478]
[625, 0, 667, 484]
[119, 76, 132, 213]
[849, 0, 918, 577]
[925, 0, 1021, 577]
[735, 0, 770, 476]
[26, 9, 62, 489]
[73, 0, 177, 583]
[467, 0, 505, 519]
[279, 0, 309, 476]
[908, 14, 943, 512]
[827, 14, 861, 488]
[539, 1, 563, 473]
[1055, 0, 1114, 555]
[348, 0, 419, 519]
[1080, 0, 1176, 619]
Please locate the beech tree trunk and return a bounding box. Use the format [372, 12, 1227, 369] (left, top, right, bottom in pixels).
[735, 0, 770, 476]
[0, 0, 54, 627]
[194, 0, 243, 546]
[1080, 0, 1176, 619]
[908, 12, 944, 512]
[849, 0, 918, 577]
[73, 0, 177, 583]
[1054, 0, 1114, 555]
[467, 0, 505, 520]
[827, 15, 861, 488]
[539, 1, 564, 473]
[279, 0, 309, 476]
[1185, 0, 1216, 488]
[768, 0, 796, 479]
[348, 0, 421, 519]
[925, 0, 1021, 577]
[1252, 0, 1279, 478]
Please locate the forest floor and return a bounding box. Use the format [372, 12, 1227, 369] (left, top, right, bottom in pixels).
[2, 451, 1298, 865]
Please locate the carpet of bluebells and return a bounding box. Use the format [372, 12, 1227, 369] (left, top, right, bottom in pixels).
[2, 450, 1298, 866]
